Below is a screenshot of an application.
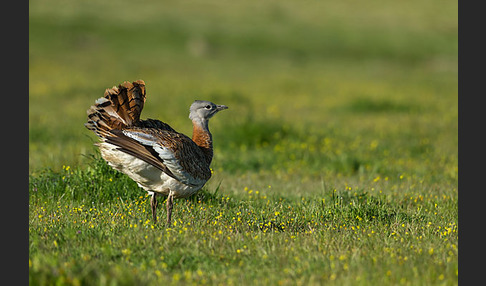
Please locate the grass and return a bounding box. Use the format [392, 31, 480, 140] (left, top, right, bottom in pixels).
[29, 156, 457, 285]
[29, 0, 457, 285]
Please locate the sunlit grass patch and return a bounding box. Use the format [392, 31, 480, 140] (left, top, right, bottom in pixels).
[29, 158, 457, 285]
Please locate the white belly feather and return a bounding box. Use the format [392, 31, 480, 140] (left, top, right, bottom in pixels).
[98, 142, 204, 198]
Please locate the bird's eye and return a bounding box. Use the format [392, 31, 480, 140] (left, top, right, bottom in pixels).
[205, 105, 212, 110]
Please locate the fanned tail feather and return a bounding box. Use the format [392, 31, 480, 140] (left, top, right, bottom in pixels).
[85, 80, 146, 138]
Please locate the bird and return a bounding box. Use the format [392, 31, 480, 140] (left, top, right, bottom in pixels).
[85, 80, 228, 226]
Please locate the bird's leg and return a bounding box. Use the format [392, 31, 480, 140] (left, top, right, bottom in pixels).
[166, 191, 174, 227]
[150, 193, 157, 224]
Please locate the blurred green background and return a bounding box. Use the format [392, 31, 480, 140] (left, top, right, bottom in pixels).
[29, 0, 457, 185]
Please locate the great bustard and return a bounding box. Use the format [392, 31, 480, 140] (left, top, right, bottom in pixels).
[85, 80, 228, 226]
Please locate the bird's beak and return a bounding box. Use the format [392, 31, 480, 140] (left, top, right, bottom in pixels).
[217, 105, 228, 111]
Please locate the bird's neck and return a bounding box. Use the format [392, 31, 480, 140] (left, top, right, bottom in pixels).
[192, 120, 213, 165]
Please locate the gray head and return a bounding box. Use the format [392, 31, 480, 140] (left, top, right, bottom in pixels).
[189, 100, 228, 125]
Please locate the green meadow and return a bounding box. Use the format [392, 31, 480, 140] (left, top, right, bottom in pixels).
[29, 0, 458, 285]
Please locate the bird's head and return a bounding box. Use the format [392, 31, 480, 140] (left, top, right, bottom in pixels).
[189, 100, 228, 125]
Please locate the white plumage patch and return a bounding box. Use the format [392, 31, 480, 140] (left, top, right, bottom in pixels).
[120, 130, 207, 187]
[98, 142, 204, 198]
[121, 130, 157, 146]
